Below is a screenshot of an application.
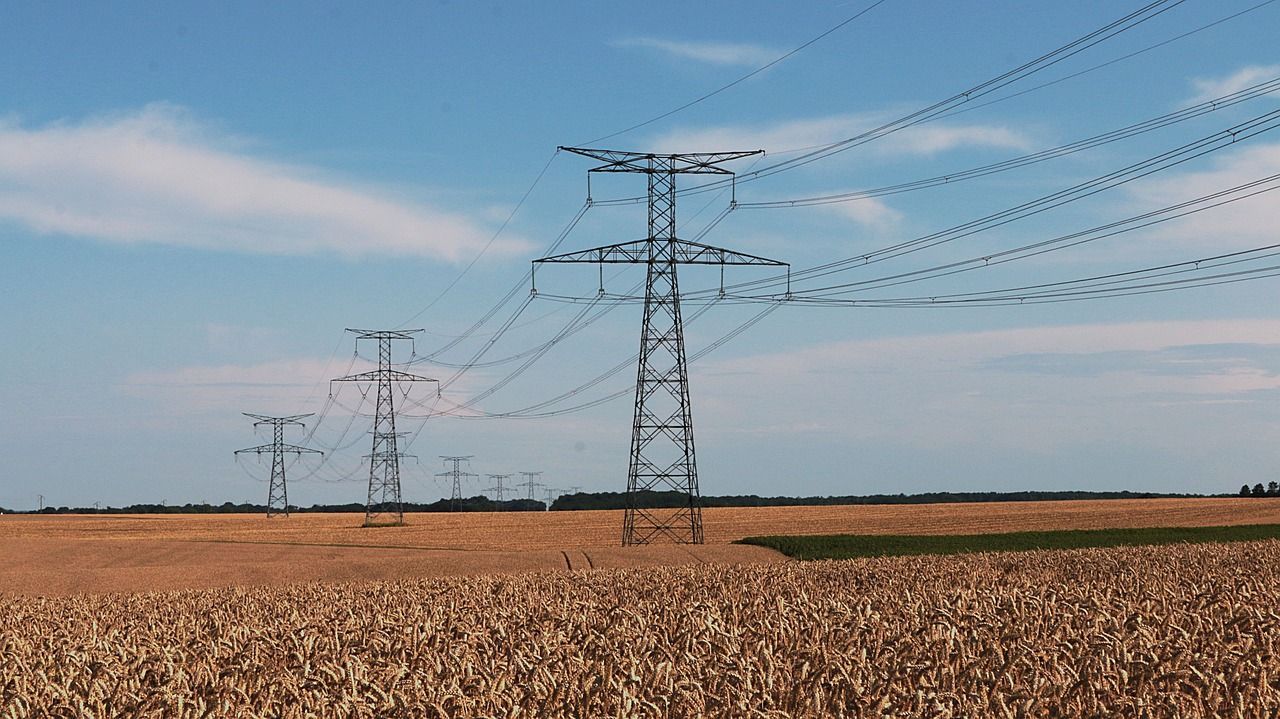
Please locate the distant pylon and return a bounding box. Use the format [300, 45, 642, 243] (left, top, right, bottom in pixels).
[484, 473, 513, 504]
[235, 413, 322, 518]
[332, 329, 438, 527]
[541, 486, 565, 510]
[517, 471, 545, 500]
[536, 148, 788, 545]
[437, 455, 478, 511]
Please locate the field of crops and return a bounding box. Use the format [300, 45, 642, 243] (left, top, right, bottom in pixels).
[2, 540, 1277, 717]
[3, 498, 1277, 595]
[4, 497, 1278, 549]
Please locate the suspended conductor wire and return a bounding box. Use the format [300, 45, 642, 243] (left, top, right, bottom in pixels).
[535, 166, 1280, 308]
[692, 106, 1280, 299]
[857, 244, 1280, 305]
[429, 299, 718, 420]
[785, 172, 1280, 300]
[580, 0, 889, 146]
[737, 76, 1280, 210]
[699, 0, 1189, 190]
[929, 0, 1279, 125]
[411, 199, 592, 363]
[812, 263, 1280, 307]
[437, 300, 782, 420]
[397, 148, 560, 329]
[594, 0, 1188, 208]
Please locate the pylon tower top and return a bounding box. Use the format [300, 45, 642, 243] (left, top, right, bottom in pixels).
[559, 146, 763, 174]
[235, 413, 321, 518]
[333, 329, 437, 527]
[537, 146, 787, 546]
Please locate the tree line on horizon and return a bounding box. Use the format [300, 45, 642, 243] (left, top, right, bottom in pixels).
[0, 489, 1231, 515]
[1239, 482, 1280, 497]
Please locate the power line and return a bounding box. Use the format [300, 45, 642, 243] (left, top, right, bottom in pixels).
[596, 0, 1189, 206]
[580, 0, 889, 145]
[397, 149, 561, 329]
[696, 106, 1280, 299]
[737, 76, 1280, 209]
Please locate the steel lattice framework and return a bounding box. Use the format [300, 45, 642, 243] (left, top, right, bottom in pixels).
[235, 413, 321, 518]
[517, 471, 545, 500]
[484, 473, 513, 504]
[536, 147, 788, 545]
[332, 329, 437, 526]
[437, 455, 477, 511]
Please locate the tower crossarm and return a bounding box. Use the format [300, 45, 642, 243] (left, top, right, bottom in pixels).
[235, 443, 322, 455]
[560, 147, 762, 174]
[535, 238, 787, 266]
[345, 329, 423, 340]
[242, 412, 313, 426]
[331, 369, 438, 384]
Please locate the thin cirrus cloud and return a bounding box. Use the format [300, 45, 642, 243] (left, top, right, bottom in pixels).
[1186, 64, 1280, 105]
[1123, 142, 1280, 250]
[695, 319, 1280, 451]
[0, 103, 530, 261]
[648, 113, 1033, 157]
[612, 37, 781, 68]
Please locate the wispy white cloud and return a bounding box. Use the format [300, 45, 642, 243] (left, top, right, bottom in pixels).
[1125, 142, 1280, 250]
[0, 103, 531, 260]
[695, 319, 1280, 451]
[1187, 64, 1280, 105]
[649, 113, 1032, 156]
[613, 37, 779, 68]
[823, 196, 903, 233]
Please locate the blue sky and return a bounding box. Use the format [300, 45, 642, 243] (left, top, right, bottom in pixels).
[3, 0, 1280, 509]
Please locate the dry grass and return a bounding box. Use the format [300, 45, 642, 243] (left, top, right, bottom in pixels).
[2, 540, 1277, 717]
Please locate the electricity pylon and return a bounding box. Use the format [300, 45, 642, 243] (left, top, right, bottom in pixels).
[332, 329, 438, 527]
[437, 455, 478, 511]
[535, 147, 788, 545]
[484, 473, 513, 504]
[235, 413, 322, 518]
[517, 471, 545, 500]
[542, 486, 566, 510]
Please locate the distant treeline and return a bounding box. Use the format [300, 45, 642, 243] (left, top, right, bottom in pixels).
[548, 489, 1218, 511]
[4, 496, 546, 515]
[1240, 482, 1280, 497]
[1, 489, 1242, 516]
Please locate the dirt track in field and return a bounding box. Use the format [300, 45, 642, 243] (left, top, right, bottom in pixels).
[2, 498, 1276, 595]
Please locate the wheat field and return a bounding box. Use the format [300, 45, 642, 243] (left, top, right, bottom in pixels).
[4, 497, 1279, 549]
[3, 498, 1278, 595]
[2, 540, 1278, 717]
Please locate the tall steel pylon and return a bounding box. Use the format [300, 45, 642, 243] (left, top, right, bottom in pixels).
[517, 471, 544, 500]
[484, 473, 513, 504]
[332, 329, 438, 527]
[536, 147, 789, 545]
[437, 455, 477, 511]
[235, 413, 321, 518]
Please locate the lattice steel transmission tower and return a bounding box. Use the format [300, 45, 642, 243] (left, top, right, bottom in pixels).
[536, 147, 788, 545]
[332, 329, 438, 527]
[484, 473, 514, 504]
[542, 486, 566, 510]
[235, 413, 322, 518]
[437, 455, 477, 511]
[517, 471, 545, 500]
